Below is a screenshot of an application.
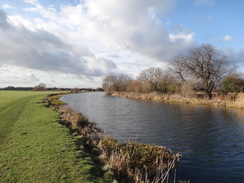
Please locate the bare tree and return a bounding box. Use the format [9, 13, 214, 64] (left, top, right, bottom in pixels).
[102, 75, 118, 94]
[181, 81, 195, 98]
[126, 80, 143, 93]
[33, 83, 46, 91]
[170, 55, 187, 82]
[116, 74, 133, 91]
[170, 44, 234, 99]
[157, 74, 181, 94]
[102, 74, 133, 94]
[138, 67, 163, 92]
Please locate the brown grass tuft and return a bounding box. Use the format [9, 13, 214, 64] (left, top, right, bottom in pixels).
[58, 105, 89, 128]
[227, 93, 244, 109]
[99, 137, 181, 183]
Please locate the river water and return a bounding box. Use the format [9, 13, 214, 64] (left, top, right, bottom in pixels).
[61, 92, 244, 183]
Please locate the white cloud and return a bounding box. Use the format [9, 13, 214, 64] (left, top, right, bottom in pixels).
[0, 65, 39, 87]
[169, 33, 194, 43]
[0, 0, 198, 87]
[224, 48, 244, 66]
[26, 73, 40, 82]
[70, 0, 193, 61]
[2, 4, 15, 9]
[23, 0, 57, 19]
[223, 35, 232, 41]
[0, 9, 116, 77]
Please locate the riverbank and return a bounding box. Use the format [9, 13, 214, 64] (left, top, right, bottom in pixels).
[46, 93, 184, 182]
[0, 91, 112, 182]
[111, 91, 244, 109]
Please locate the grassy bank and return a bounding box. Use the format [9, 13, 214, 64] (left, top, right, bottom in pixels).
[111, 92, 244, 109]
[0, 91, 112, 183]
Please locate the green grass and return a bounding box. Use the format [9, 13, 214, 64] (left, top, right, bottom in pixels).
[0, 91, 112, 183]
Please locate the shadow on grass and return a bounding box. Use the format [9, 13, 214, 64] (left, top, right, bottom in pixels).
[57, 118, 114, 182]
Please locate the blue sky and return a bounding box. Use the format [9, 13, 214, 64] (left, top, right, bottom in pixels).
[0, 0, 243, 88]
[170, 0, 244, 50]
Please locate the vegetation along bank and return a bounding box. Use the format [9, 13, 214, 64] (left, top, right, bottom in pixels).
[111, 91, 244, 109]
[46, 93, 186, 183]
[102, 44, 244, 109]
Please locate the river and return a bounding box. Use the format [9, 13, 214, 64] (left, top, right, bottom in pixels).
[61, 92, 244, 183]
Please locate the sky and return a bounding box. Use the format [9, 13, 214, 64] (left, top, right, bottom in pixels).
[0, 0, 243, 88]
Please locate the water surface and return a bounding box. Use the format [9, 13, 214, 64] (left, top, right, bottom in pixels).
[61, 92, 244, 183]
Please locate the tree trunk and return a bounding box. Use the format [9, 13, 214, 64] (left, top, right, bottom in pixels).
[206, 90, 212, 100]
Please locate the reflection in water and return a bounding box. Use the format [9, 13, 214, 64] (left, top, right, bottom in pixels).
[61, 92, 244, 183]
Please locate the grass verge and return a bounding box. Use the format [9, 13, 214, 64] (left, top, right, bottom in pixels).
[0, 91, 112, 183]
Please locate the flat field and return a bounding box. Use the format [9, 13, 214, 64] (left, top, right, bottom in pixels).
[0, 91, 111, 183]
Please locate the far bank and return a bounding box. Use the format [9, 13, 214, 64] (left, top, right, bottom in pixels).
[111, 91, 244, 109]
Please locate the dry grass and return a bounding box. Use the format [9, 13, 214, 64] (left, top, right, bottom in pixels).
[59, 105, 89, 128]
[226, 93, 244, 109]
[112, 91, 244, 109]
[98, 137, 181, 183]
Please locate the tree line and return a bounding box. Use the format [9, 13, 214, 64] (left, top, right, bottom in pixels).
[1, 83, 103, 92]
[102, 44, 244, 99]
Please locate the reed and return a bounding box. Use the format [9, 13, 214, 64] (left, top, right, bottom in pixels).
[59, 105, 89, 128]
[99, 137, 181, 183]
[112, 91, 244, 109]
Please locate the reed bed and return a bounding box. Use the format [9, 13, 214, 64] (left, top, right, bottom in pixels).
[45, 94, 183, 183]
[112, 91, 244, 109]
[226, 93, 244, 109]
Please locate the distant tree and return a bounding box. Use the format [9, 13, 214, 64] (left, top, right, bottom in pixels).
[170, 44, 234, 99]
[157, 74, 180, 94]
[33, 83, 46, 91]
[116, 74, 133, 92]
[102, 74, 133, 94]
[138, 67, 163, 92]
[220, 74, 244, 94]
[71, 88, 80, 93]
[169, 55, 187, 82]
[180, 81, 195, 98]
[4, 86, 16, 90]
[126, 80, 143, 93]
[96, 87, 104, 91]
[102, 75, 118, 94]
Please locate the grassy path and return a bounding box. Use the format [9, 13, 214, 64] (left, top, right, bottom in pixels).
[0, 91, 111, 183]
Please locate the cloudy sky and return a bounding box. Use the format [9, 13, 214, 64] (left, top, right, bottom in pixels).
[0, 0, 243, 88]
